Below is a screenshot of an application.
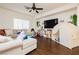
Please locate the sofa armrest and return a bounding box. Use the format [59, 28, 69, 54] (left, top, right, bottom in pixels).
[0, 39, 22, 52]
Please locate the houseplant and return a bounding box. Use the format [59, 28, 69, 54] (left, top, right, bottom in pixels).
[71, 14, 77, 26]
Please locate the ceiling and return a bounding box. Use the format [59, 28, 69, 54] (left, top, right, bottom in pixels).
[0, 3, 70, 16]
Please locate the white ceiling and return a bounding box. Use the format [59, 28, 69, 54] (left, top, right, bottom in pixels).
[0, 3, 70, 16]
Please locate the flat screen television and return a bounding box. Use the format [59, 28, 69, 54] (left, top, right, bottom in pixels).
[44, 18, 58, 28]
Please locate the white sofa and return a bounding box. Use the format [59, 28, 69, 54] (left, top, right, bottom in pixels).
[0, 38, 37, 55]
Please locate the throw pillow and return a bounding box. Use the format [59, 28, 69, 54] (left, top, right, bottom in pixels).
[23, 35, 27, 40]
[16, 31, 25, 40]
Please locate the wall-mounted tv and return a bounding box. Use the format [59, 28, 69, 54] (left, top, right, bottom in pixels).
[44, 18, 58, 28]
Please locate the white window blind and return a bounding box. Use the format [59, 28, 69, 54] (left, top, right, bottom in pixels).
[14, 19, 30, 29]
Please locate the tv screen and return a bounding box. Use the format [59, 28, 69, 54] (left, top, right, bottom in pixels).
[44, 18, 58, 28]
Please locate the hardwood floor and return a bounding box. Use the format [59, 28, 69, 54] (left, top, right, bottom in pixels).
[72, 46, 79, 55]
[27, 37, 79, 55]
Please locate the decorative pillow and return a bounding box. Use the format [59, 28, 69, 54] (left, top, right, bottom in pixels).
[0, 35, 13, 43]
[16, 31, 26, 40]
[5, 30, 13, 36]
[23, 35, 27, 40]
[17, 32, 21, 35]
[0, 29, 6, 36]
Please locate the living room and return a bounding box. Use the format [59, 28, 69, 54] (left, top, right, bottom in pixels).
[0, 3, 79, 55]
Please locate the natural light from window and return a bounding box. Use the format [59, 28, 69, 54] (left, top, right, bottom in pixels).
[14, 19, 30, 29]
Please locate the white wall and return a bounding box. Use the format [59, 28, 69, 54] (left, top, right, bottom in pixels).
[77, 5, 79, 27]
[35, 8, 77, 30]
[0, 7, 34, 29]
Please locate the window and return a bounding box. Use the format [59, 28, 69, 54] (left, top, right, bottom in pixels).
[14, 19, 30, 29]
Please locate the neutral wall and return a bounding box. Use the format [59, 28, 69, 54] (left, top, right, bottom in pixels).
[77, 5, 79, 27]
[35, 8, 77, 30]
[0, 7, 34, 29]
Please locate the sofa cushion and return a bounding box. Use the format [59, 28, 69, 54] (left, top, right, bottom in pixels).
[0, 35, 13, 43]
[0, 39, 22, 52]
[23, 38, 37, 49]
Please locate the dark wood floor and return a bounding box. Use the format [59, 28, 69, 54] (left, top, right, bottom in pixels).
[27, 37, 79, 55]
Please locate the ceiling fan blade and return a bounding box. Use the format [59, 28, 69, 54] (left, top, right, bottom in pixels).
[24, 6, 31, 9]
[36, 10, 39, 13]
[29, 10, 32, 12]
[36, 8, 43, 10]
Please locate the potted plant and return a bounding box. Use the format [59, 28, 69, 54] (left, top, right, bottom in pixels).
[71, 14, 77, 26]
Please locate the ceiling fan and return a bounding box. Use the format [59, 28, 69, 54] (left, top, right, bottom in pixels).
[24, 3, 43, 13]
